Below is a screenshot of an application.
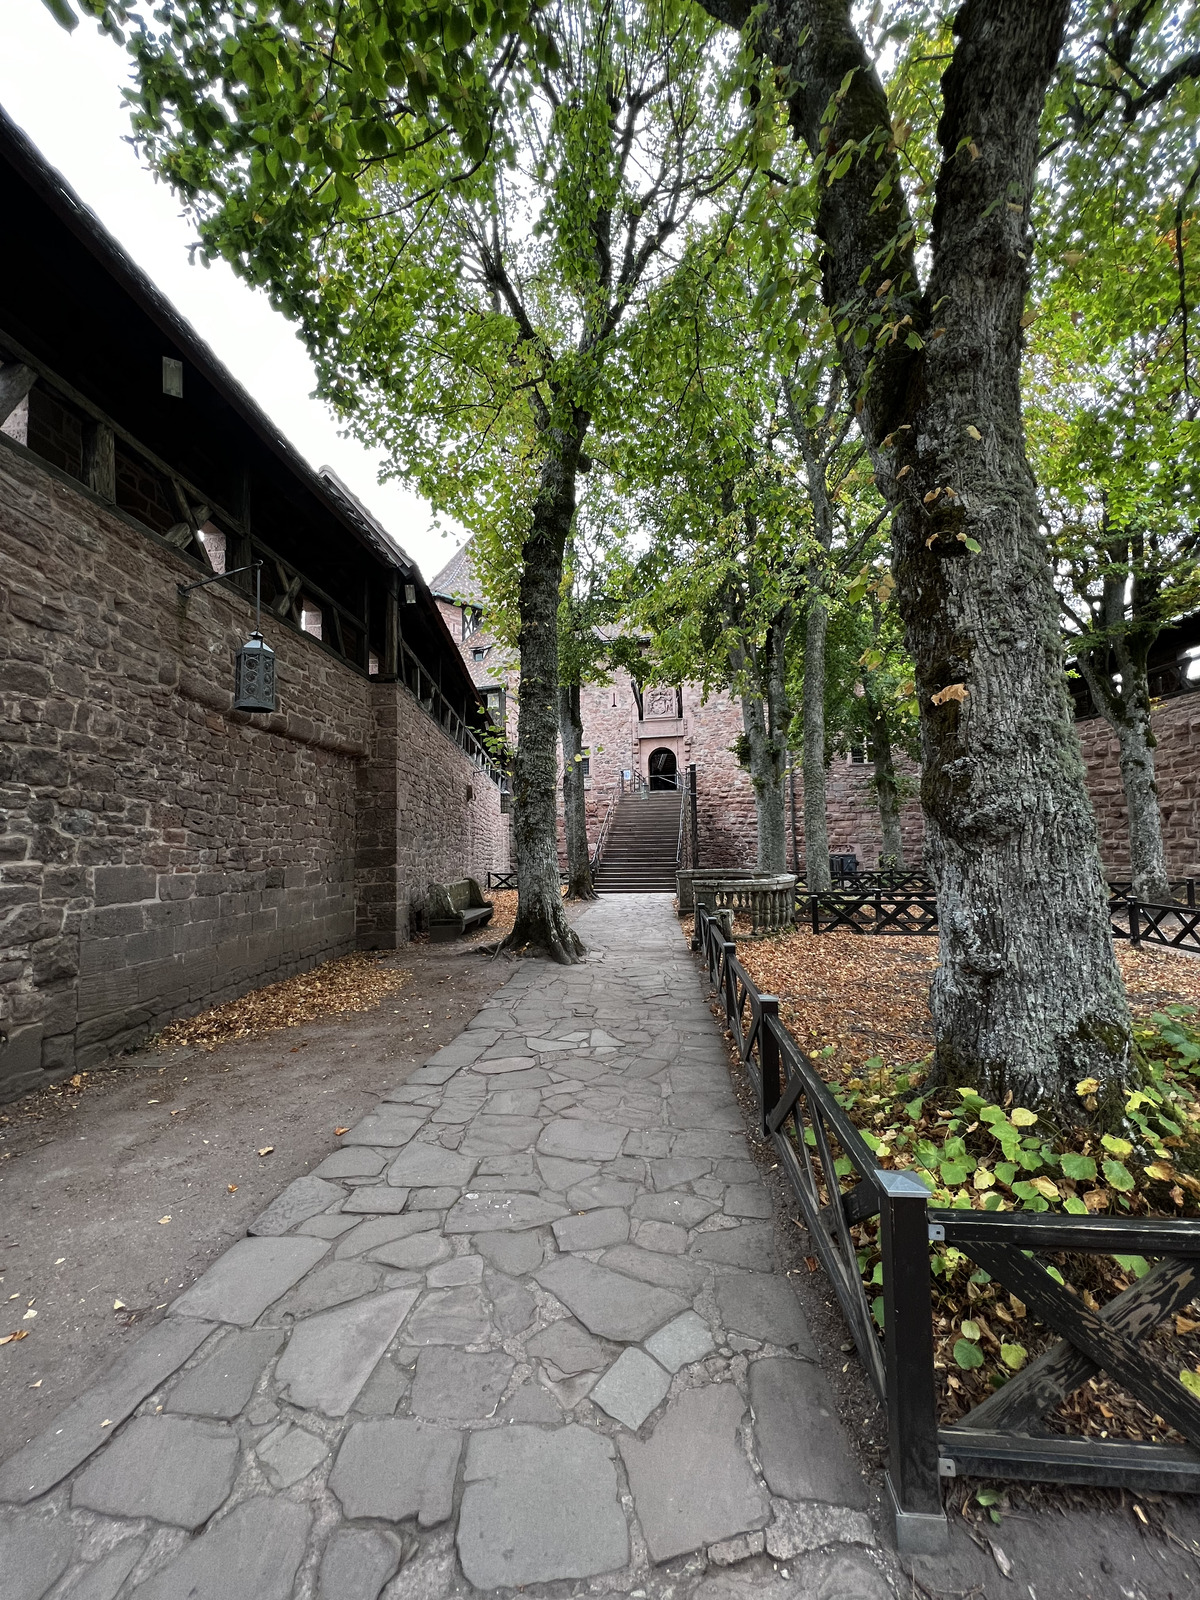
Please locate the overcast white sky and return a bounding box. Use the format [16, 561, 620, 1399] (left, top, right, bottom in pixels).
[0, 0, 462, 583]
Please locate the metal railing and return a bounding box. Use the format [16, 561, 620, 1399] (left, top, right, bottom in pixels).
[692, 898, 1200, 1550]
[589, 789, 620, 874]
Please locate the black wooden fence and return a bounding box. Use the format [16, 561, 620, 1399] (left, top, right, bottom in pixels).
[693, 899, 1200, 1552]
[800, 885, 1200, 955]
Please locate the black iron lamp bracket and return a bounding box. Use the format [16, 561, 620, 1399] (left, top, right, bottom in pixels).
[178, 561, 265, 633]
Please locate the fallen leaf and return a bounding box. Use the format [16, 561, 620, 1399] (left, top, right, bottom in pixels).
[1133, 1504, 1149, 1525]
[101, 1418, 112, 1427]
[896, 463, 912, 479]
[335, 1127, 349, 1137]
[989, 1539, 1013, 1578]
[54, 1258, 65, 1265]
[1176, 1315, 1200, 1335]
[227, 1184, 238, 1193]
[1145, 1162, 1175, 1182]
[257, 1147, 274, 1157]
[931, 683, 969, 706]
[1083, 1188, 1110, 1211]
[925, 532, 939, 549]
[22, 1309, 37, 1320]
[804, 1255, 819, 1273]
[113, 1299, 126, 1311]
[29, 1379, 41, 1388]
[158, 1216, 171, 1225]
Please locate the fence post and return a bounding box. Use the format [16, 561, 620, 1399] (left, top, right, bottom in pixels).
[1189, 879, 1196, 909]
[1130, 900, 1141, 947]
[759, 996, 780, 1136]
[877, 1170, 947, 1554]
[721, 939, 737, 1020]
[810, 894, 820, 935]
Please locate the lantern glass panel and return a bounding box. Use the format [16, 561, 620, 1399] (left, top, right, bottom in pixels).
[234, 634, 276, 712]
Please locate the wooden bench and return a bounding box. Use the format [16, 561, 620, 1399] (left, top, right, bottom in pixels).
[427, 878, 494, 941]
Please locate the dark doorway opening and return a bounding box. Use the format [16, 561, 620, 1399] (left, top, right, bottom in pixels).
[648, 748, 678, 791]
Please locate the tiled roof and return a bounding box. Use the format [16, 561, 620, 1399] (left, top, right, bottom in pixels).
[429, 540, 485, 604]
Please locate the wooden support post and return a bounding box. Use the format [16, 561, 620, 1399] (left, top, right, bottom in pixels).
[759, 995, 780, 1136]
[878, 1169, 947, 1553]
[384, 575, 400, 677]
[82, 421, 116, 500]
[0, 361, 36, 427]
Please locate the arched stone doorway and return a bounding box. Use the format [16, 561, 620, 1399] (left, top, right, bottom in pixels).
[648, 748, 678, 791]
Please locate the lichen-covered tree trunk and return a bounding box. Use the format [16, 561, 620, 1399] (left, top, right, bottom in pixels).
[506, 429, 587, 964]
[1077, 659, 1172, 904]
[731, 616, 790, 874]
[740, 692, 787, 872]
[559, 680, 597, 901]
[697, 0, 1133, 1117]
[802, 596, 831, 891]
[863, 688, 905, 869]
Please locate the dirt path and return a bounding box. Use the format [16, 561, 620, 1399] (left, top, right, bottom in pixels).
[0, 940, 514, 1461]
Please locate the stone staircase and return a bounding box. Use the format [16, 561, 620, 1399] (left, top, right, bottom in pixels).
[592, 790, 681, 893]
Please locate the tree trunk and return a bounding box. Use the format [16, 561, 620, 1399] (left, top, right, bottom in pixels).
[559, 680, 597, 901]
[697, 0, 1133, 1117]
[740, 692, 787, 873]
[863, 687, 905, 869]
[505, 429, 587, 964]
[1077, 657, 1172, 904]
[802, 595, 830, 891]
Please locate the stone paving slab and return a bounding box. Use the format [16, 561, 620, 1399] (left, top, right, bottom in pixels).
[0, 895, 889, 1599]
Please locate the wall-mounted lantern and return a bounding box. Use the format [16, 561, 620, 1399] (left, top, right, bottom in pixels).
[178, 559, 277, 713]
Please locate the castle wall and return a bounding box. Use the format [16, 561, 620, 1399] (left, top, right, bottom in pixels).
[0, 442, 507, 1100]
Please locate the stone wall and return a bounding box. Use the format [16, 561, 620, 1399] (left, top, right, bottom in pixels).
[1078, 696, 1200, 879]
[356, 682, 510, 947]
[0, 441, 508, 1099]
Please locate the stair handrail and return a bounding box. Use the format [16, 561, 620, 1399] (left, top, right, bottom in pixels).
[676, 773, 686, 868]
[590, 784, 620, 872]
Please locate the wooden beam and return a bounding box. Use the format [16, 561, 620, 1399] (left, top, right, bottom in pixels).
[82, 421, 116, 500]
[272, 566, 303, 620]
[0, 361, 35, 427]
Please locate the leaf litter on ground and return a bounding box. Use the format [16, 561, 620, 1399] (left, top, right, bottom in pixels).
[713, 918, 1200, 1452]
[153, 952, 412, 1051]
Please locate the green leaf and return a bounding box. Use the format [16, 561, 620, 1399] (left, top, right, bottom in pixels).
[1181, 1370, 1200, 1400]
[1103, 1158, 1136, 1193]
[954, 1338, 984, 1370]
[994, 1162, 1018, 1187]
[1059, 1152, 1097, 1181]
[1064, 1196, 1089, 1214]
[1101, 1134, 1133, 1158]
[940, 1159, 973, 1185]
[1010, 1108, 1038, 1127]
[959, 1319, 981, 1341]
[1113, 1254, 1150, 1278]
[872, 1295, 885, 1330]
[962, 537, 982, 553]
[1000, 1343, 1027, 1370]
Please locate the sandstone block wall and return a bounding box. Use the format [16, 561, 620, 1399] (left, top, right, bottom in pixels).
[0, 443, 508, 1100]
[1078, 696, 1200, 879]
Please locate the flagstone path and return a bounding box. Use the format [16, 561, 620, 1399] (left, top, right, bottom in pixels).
[0, 895, 894, 1600]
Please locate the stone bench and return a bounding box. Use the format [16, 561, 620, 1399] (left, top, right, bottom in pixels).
[427, 878, 494, 942]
